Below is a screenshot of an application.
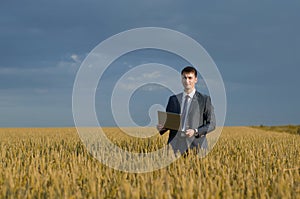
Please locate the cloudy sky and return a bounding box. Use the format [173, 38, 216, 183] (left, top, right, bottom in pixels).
[1, 0, 299, 127]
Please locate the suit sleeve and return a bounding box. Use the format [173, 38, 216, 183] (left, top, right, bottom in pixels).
[197, 96, 216, 135]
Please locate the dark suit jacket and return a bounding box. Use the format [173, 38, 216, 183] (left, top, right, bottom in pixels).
[160, 91, 216, 153]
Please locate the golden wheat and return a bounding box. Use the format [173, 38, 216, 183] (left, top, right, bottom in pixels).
[0, 127, 299, 198]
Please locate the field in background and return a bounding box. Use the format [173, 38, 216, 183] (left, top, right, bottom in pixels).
[252, 124, 300, 135]
[0, 127, 299, 198]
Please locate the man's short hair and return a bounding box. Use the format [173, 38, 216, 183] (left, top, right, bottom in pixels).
[181, 66, 197, 77]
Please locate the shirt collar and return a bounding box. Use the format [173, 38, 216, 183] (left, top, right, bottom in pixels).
[183, 89, 196, 99]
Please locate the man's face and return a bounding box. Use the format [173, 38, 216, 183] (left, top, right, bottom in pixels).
[181, 72, 198, 91]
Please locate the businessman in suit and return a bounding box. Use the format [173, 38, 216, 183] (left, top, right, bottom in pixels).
[157, 66, 216, 155]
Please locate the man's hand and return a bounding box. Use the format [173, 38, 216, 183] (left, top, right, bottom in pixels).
[185, 129, 195, 137]
[156, 124, 166, 131]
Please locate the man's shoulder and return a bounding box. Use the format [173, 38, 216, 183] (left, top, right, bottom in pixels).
[167, 93, 183, 106]
[169, 93, 183, 100]
[194, 91, 210, 101]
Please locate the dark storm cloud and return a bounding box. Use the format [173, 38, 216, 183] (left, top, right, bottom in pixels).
[0, 0, 300, 126]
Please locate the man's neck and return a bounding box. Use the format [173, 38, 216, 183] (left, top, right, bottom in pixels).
[184, 88, 195, 95]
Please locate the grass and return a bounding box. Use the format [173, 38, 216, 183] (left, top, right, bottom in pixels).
[0, 127, 299, 198]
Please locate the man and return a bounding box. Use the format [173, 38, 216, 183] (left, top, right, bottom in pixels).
[157, 66, 216, 155]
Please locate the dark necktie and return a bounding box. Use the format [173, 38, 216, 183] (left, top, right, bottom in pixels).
[181, 95, 190, 131]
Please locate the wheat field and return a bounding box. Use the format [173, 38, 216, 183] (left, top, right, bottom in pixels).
[0, 127, 299, 198]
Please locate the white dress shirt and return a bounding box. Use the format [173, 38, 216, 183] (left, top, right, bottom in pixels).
[181, 89, 196, 131]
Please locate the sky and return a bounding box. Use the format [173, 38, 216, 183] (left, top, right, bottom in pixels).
[1, 0, 300, 127]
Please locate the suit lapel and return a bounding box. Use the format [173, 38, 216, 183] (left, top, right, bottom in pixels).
[177, 93, 183, 112]
[188, 92, 199, 115]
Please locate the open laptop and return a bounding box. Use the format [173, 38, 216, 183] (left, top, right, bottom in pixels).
[157, 111, 181, 131]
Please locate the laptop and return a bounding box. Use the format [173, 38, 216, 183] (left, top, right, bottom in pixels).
[157, 111, 181, 131]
